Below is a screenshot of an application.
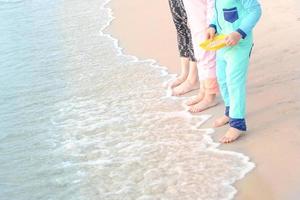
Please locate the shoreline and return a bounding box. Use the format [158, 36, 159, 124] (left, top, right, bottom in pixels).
[107, 0, 300, 199]
[101, 2, 256, 196]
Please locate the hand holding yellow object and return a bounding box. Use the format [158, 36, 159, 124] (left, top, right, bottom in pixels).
[199, 34, 227, 51]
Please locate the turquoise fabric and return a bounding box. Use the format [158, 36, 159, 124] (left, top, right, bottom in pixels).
[210, 0, 261, 130]
[216, 42, 252, 119]
[210, 0, 262, 38]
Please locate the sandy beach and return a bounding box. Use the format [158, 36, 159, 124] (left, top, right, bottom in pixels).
[108, 0, 300, 199]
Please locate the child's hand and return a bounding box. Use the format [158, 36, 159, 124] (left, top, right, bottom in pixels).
[225, 32, 242, 46]
[206, 27, 216, 40]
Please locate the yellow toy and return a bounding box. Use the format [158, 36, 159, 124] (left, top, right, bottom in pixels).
[199, 34, 227, 51]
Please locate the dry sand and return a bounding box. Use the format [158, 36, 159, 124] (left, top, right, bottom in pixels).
[107, 0, 300, 199]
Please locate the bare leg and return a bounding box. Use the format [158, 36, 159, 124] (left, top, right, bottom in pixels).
[188, 93, 218, 113]
[172, 61, 199, 96]
[170, 57, 190, 88]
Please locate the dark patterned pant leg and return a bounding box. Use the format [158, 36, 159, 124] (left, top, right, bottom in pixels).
[168, 0, 196, 61]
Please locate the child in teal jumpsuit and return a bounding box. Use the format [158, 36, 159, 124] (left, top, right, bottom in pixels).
[207, 0, 262, 143]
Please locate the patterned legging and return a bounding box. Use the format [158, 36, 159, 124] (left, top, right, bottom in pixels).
[168, 0, 196, 61]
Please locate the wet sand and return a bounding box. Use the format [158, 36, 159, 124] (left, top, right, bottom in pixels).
[107, 0, 300, 199]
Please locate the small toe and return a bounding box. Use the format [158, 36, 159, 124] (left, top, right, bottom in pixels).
[190, 108, 198, 113]
[226, 138, 232, 143]
[220, 136, 226, 143]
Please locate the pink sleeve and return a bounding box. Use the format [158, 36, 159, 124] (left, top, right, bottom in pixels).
[206, 0, 215, 25]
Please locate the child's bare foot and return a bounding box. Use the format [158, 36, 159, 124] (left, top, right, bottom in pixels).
[172, 80, 199, 96]
[188, 94, 218, 113]
[185, 91, 205, 106]
[213, 115, 230, 127]
[219, 127, 242, 143]
[169, 75, 188, 88]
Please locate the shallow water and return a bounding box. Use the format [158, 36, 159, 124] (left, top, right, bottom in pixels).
[0, 0, 254, 199]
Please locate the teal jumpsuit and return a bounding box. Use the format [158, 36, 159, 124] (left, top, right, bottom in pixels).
[209, 0, 262, 131]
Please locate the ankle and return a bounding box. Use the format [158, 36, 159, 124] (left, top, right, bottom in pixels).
[217, 115, 229, 121]
[204, 93, 216, 101]
[178, 72, 189, 80]
[223, 115, 230, 120]
[185, 76, 199, 85]
[198, 90, 205, 96]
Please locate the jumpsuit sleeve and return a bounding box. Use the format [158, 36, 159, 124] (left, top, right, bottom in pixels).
[207, 0, 215, 25]
[236, 0, 262, 39]
[208, 0, 217, 32]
